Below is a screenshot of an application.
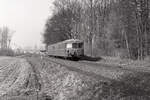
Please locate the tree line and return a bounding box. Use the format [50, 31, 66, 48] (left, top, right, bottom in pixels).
[43, 0, 150, 60]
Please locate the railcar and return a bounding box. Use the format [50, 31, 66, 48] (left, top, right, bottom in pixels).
[47, 39, 84, 58]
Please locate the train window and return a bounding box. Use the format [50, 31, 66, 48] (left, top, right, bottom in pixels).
[72, 43, 78, 48]
[66, 43, 72, 48]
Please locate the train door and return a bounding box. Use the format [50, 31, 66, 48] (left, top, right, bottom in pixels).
[66, 43, 72, 57]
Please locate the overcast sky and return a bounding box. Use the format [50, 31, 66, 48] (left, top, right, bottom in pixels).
[0, 0, 53, 49]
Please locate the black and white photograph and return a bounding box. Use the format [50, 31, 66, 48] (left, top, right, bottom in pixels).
[0, 0, 150, 100]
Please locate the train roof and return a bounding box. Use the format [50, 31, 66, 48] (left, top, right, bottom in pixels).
[63, 39, 83, 43]
[48, 39, 83, 47]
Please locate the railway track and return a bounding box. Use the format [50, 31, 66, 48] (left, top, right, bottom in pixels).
[42, 56, 150, 81]
[43, 56, 134, 81]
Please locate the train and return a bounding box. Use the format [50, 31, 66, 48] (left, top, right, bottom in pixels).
[47, 39, 84, 59]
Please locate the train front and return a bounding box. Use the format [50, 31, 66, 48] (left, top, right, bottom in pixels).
[66, 41, 84, 58]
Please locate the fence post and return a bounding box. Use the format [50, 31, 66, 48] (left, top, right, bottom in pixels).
[36, 89, 39, 100]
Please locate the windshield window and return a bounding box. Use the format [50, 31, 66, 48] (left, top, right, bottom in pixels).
[72, 43, 78, 48]
[79, 43, 83, 48]
[72, 43, 83, 48]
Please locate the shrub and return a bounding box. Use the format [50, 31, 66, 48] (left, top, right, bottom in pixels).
[0, 49, 14, 56]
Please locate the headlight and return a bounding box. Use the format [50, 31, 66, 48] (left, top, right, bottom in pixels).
[66, 43, 72, 48]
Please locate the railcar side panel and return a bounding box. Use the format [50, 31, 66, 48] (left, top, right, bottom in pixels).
[48, 42, 67, 57]
[47, 39, 84, 58]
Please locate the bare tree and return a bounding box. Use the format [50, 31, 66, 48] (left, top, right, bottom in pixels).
[0, 26, 14, 50]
